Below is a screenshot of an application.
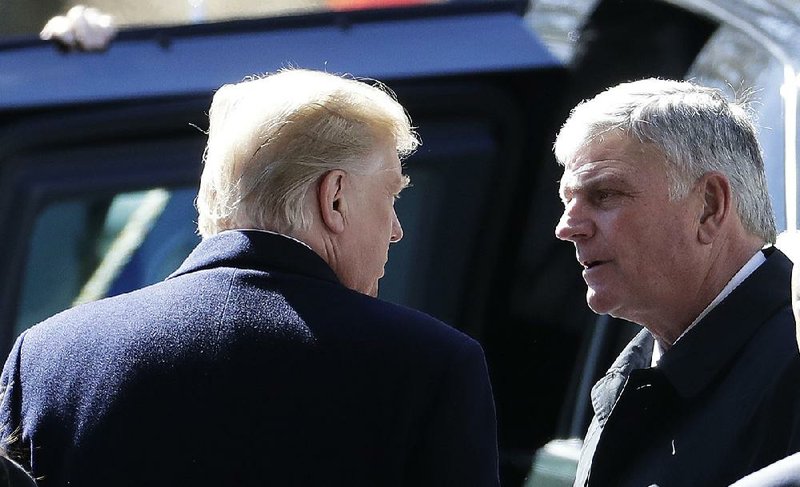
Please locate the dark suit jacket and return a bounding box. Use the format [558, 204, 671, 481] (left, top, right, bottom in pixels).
[730, 453, 800, 487]
[0, 456, 36, 487]
[575, 247, 800, 487]
[0, 230, 499, 486]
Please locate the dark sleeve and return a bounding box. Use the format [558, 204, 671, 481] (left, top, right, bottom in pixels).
[729, 453, 800, 487]
[772, 354, 800, 455]
[406, 338, 500, 486]
[0, 456, 37, 487]
[0, 334, 30, 470]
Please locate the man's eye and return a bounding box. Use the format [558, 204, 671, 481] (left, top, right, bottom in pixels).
[593, 190, 617, 204]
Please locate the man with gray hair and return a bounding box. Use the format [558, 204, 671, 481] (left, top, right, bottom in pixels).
[0, 69, 499, 486]
[555, 78, 800, 487]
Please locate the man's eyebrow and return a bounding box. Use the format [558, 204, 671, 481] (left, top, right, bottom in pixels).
[559, 172, 629, 199]
[558, 174, 579, 196]
[400, 174, 411, 190]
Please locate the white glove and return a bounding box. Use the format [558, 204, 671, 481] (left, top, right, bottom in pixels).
[40, 5, 117, 51]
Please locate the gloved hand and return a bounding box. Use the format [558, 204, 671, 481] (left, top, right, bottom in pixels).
[40, 5, 117, 51]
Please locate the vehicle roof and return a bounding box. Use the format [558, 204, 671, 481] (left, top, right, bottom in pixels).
[0, 2, 561, 111]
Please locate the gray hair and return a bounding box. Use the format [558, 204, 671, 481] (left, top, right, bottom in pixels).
[196, 68, 419, 238]
[554, 78, 776, 243]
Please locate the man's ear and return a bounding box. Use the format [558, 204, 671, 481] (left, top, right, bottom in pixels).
[697, 171, 731, 244]
[318, 170, 347, 234]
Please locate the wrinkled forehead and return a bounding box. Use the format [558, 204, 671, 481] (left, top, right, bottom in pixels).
[558, 136, 669, 196]
[558, 160, 631, 198]
[566, 133, 666, 171]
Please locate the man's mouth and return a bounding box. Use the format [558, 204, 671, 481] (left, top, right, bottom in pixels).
[581, 260, 606, 270]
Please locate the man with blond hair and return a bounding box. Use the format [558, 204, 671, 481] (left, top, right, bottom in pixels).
[555, 78, 800, 486]
[0, 69, 499, 487]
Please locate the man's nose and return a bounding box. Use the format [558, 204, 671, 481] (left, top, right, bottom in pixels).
[555, 201, 594, 242]
[390, 211, 403, 243]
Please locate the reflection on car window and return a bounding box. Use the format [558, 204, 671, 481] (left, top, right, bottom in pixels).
[15, 187, 199, 336]
[75, 189, 171, 305]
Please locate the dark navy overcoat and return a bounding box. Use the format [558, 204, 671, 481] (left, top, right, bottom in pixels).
[0, 230, 499, 486]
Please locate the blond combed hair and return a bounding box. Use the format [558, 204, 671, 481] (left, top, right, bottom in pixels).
[196, 69, 419, 237]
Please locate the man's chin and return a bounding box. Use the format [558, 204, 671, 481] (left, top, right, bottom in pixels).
[586, 288, 614, 315]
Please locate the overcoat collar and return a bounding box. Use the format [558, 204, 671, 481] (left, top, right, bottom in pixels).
[658, 246, 792, 398]
[590, 328, 653, 422]
[168, 229, 341, 285]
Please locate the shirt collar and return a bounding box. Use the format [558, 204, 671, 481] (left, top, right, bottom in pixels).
[229, 228, 315, 252]
[168, 229, 340, 285]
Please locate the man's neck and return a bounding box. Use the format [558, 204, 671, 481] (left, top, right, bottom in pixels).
[645, 233, 764, 348]
[655, 243, 765, 353]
